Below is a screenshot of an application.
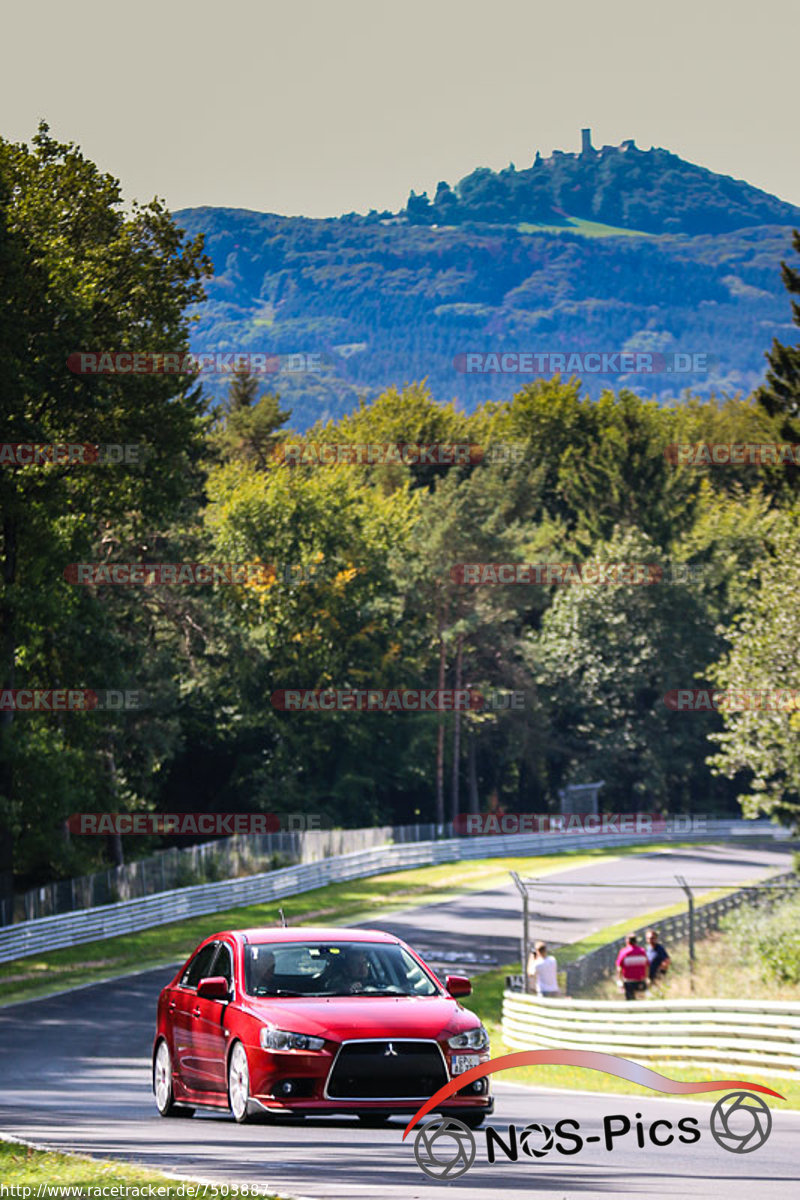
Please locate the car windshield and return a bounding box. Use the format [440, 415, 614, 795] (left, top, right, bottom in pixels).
[244, 941, 441, 998]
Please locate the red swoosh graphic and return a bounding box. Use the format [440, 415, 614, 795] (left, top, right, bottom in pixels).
[401, 1050, 785, 1139]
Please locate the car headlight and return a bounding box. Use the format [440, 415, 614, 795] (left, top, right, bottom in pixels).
[448, 1025, 489, 1051]
[260, 1027, 325, 1052]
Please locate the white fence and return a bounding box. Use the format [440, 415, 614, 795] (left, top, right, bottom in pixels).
[503, 991, 800, 1079]
[0, 819, 785, 965]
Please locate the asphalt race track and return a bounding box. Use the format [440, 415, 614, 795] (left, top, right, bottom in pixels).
[0, 843, 797, 1199]
[354, 841, 795, 973]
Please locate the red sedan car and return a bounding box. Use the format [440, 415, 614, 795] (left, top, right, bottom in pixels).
[153, 927, 492, 1126]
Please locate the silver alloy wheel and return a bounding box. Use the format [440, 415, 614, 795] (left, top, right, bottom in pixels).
[154, 1040, 173, 1114]
[228, 1042, 251, 1123]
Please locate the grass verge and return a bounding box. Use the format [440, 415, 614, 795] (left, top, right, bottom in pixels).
[0, 1138, 273, 1196]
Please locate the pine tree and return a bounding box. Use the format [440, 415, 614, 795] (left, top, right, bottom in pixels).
[756, 229, 800, 492]
[227, 368, 260, 412]
[217, 369, 292, 468]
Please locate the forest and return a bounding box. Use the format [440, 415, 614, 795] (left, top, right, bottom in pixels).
[3, 126, 800, 898]
[175, 207, 798, 425]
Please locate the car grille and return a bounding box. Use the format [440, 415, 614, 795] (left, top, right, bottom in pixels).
[326, 1039, 448, 1099]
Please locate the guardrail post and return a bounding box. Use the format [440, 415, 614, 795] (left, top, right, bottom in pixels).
[676, 874, 695, 992]
[522, 889, 530, 993]
[510, 871, 530, 993]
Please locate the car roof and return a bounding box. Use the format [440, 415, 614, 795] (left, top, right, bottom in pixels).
[211, 927, 402, 945]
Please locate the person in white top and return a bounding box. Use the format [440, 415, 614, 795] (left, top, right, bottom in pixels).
[527, 940, 560, 996]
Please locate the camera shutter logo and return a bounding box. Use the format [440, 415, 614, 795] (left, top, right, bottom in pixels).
[520, 1122, 554, 1158]
[710, 1091, 772, 1153]
[413, 1117, 476, 1180]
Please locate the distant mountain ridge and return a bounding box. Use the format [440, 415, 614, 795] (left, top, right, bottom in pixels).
[175, 134, 800, 428]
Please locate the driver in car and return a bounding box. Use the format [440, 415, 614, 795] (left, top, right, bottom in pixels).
[252, 949, 277, 993]
[323, 948, 372, 994]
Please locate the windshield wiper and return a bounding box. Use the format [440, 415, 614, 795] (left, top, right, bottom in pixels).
[300, 986, 416, 997]
[255, 988, 304, 997]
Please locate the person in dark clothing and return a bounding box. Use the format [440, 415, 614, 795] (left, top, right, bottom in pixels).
[645, 928, 671, 984]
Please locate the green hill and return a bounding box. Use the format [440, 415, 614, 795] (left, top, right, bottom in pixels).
[174, 136, 800, 428]
[402, 132, 800, 235]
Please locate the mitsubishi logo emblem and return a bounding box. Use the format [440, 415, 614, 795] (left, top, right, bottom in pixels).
[384, 1042, 398, 1056]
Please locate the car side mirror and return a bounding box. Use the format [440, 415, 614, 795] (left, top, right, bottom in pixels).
[445, 974, 472, 998]
[197, 975, 230, 1001]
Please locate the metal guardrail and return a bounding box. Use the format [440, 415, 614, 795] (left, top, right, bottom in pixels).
[563, 870, 800, 995]
[502, 992, 800, 1078]
[0, 819, 784, 965]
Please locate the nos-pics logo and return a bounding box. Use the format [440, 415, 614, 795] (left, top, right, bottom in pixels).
[403, 1051, 781, 1182]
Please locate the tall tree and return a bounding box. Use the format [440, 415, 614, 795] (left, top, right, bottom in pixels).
[214, 368, 291, 469]
[707, 507, 800, 830]
[529, 525, 727, 812]
[757, 229, 800, 493]
[0, 123, 211, 898]
[201, 454, 420, 823]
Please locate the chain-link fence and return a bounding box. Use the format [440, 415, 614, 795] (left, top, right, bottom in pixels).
[0, 822, 445, 926]
[562, 871, 800, 995]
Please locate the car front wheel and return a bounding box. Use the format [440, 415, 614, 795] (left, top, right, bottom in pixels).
[228, 1042, 253, 1124]
[154, 1040, 194, 1118]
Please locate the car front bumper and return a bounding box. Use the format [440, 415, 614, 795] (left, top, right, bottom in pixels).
[247, 1036, 492, 1115]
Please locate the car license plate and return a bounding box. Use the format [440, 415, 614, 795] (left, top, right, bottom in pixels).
[452, 1054, 480, 1074]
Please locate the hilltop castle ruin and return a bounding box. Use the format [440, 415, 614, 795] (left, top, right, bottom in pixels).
[536, 130, 641, 167]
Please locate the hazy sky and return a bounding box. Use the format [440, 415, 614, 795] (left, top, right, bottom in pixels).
[3, 0, 798, 218]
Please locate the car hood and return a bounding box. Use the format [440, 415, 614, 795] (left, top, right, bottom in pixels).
[240, 994, 474, 1041]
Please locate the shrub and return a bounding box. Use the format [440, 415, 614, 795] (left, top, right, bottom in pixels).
[720, 893, 800, 985]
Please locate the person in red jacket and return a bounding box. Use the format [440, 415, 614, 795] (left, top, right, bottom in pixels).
[616, 934, 649, 1000]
